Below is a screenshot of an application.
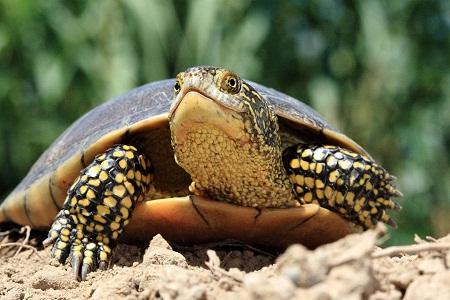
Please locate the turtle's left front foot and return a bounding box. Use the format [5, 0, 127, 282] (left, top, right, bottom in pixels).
[43, 144, 152, 280]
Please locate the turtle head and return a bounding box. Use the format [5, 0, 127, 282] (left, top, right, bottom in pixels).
[168, 66, 294, 208]
[169, 66, 280, 149]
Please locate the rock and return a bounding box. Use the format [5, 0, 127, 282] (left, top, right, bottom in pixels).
[403, 271, 450, 300]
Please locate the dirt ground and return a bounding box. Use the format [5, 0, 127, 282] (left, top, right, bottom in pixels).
[1, 224, 449, 300]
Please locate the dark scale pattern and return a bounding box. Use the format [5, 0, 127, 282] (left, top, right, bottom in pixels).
[283, 144, 402, 229]
[43, 144, 152, 280]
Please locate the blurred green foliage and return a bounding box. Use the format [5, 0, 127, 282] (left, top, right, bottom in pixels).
[0, 0, 449, 244]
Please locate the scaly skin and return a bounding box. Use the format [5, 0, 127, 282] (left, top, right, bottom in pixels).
[170, 66, 401, 227]
[283, 144, 401, 229]
[44, 66, 401, 280]
[43, 145, 152, 280]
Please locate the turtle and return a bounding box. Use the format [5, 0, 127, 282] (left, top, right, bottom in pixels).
[0, 66, 401, 281]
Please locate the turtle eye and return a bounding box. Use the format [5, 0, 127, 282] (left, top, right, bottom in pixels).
[174, 80, 181, 94]
[220, 72, 241, 94]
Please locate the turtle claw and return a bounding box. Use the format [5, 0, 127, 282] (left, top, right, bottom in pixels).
[45, 213, 113, 280]
[71, 254, 82, 278]
[81, 264, 91, 281]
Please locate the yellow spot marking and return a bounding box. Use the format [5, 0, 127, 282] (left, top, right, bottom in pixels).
[70, 197, 77, 206]
[290, 159, 300, 169]
[112, 232, 119, 240]
[315, 179, 325, 189]
[300, 160, 309, 171]
[304, 192, 313, 203]
[99, 171, 109, 181]
[289, 158, 300, 169]
[88, 179, 101, 187]
[57, 241, 67, 249]
[316, 189, 324, 199]
[104, 197, 117, 208]
[313, 150, 326, 161]
[115, 173, 125, 183]
[365, 181, 373, 191]
[122, 145, 130, 150]
[354, 204, 361, 212]
[124, 181, 135, 195]
[295, 175, 304, 186]
[79, 185, 88, 195]
[371, 207, 378, 214]
[316, 163, 324, 174]
[78, 214, 87, 224]
[328, 170, 339, 183]
[78, 198, 90, 207]
[140, 156, 147, 169]
[305, 177, 314, 189]
[114, 216, 121, 223]
[95, 224, 104, 232]
[126, 151, 134, 159]
[113, 150, 124, 157]
[309, 162, 316, 171]
[110, 222, 120, 231]
[325, 186, 334, 199]
[120, 207, 129, 219]
[301, 149, 312, 158]
[86, 189, 96, 199]
[338, 159, 352, 170]
[339, 208, 347, 214]
[119, 159, 127, 169]
[61, 228, 70, 236]
[94, 215, 107, 224]
[354, 162, 364, 170]
[346, 192, 355, 204]
[100, 252, 108, 261]
[358, 197, 366, 206]
[121, 196, 132, 208]
[135, 171, 142, 181]
[326, 156, 337, 167]
[83, 257, 93, 265]
[295, 186, 304, 194]
[336, 192, 344, 204]
[101, 160, 112, 169]
[97, 205, 110, 216]
[289, 174, 296, 183]
[113, 185, 126, 198]
[126, 170, 134, 179]
[87, 165, 101, 177]
[337, 178, 344, 186]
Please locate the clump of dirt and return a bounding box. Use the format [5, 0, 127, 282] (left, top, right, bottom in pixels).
[1, 224, 449, 300]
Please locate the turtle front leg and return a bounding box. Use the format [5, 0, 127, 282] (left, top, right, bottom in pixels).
[283, 144, 402, 229]
[43, 144, 152, 280]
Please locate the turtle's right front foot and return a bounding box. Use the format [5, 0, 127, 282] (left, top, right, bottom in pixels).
[43, 144, 152, 280]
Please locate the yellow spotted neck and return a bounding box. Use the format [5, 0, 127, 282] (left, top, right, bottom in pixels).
[170, 89, 296, 208]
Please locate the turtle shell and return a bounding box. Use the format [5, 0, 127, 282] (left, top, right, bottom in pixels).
[0, 79, 367, 249]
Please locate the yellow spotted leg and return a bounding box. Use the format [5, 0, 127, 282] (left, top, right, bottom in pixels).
[283, 144, 402, 230]
[43, 144, 152, 281]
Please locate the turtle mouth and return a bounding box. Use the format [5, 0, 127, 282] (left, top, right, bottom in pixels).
[169, 90, 251, 145]
[169, 87, 245, 119]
